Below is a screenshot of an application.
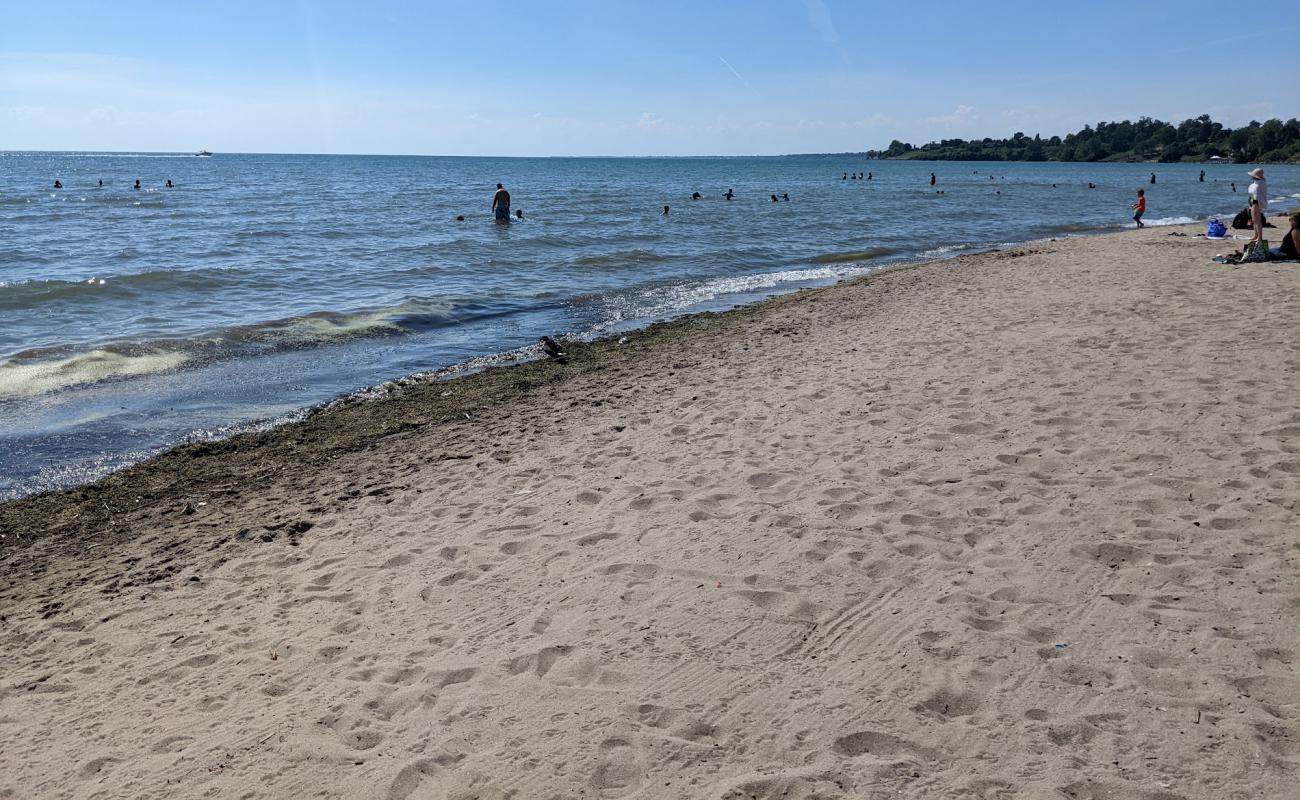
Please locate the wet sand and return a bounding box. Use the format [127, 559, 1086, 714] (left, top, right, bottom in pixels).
[2, 219, 1299, 799]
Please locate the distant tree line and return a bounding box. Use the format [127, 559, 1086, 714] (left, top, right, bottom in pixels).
[870, 116, 1300, 163]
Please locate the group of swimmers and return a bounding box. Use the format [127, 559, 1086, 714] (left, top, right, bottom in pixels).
[52, 179, 172, 190]
[471, 169, 1265, 223]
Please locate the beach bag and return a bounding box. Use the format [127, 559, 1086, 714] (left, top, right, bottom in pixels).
[1231, 207, 1252, 229]
[1240, 240, 1270, 263]
[1206, 219, 1226, 238]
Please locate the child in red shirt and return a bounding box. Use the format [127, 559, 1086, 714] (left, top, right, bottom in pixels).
[1132, 189, 1146, 228]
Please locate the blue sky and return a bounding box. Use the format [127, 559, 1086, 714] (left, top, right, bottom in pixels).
[2, 0, 1296, 155]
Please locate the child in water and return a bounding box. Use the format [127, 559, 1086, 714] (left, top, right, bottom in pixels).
[1132, 189, 1146, 228]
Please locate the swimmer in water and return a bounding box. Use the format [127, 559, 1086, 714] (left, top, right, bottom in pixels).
[97, 179, 102, 187]
[455, 215, 465, 221]
[724, 189, 734, 200]
[691, 191, 701, 200]
[771, 194, 779, 202]
[842, 173, 847, 180]
[515, 209, 524, 220]
[165, 179, 173, 188]
[133, 179, 141, 190]
[53, 180, 62, 189]
[662, 205, 669, 215]
[867, 172, 872, 180]
[492, 183, 510, 221]
[782, 193, 789, 201]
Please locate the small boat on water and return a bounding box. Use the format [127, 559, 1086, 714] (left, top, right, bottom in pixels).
[196, 150, 213, 157]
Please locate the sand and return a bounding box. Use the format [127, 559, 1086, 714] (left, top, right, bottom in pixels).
[2, 218, 1298, 799]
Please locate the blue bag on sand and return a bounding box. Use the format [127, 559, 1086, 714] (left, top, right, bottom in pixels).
[1207, 219, 1226, 238]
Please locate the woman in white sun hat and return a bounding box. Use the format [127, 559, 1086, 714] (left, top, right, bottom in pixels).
[1247, 168, 1268, 246]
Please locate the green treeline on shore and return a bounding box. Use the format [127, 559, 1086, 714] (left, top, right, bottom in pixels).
[871, 116, 1300, 164]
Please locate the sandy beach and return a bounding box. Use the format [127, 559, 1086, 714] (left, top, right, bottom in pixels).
[2, 218, 1298, 799]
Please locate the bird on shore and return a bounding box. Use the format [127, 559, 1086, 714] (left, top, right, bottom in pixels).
[539, 336, 567, 362]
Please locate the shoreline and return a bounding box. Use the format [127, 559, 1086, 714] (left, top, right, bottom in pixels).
[2, 219, 1298, 798]
[0, 250, 944, 555]
[0, 211, 1219, 512]
[0, 217, 1131, 545]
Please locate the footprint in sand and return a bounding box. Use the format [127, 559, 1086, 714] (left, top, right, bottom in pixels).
[589, 737, 642, 797]
[833, 729, 934, 761]
[913, 687, 980, 720]
[385, 754, 464, 800]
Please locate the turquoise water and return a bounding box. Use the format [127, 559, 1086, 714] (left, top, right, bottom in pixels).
[3, 152, 1298, 497]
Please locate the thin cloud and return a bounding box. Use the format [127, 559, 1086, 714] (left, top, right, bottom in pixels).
[802, 0, 840, 45]
[927, 104, 979, 128]
[717, 56, 748, 86]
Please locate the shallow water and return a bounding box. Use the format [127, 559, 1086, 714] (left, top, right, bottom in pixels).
[3, 152, 1297, 497]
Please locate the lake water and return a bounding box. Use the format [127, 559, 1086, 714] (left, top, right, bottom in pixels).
[3, 152, 1297, 498]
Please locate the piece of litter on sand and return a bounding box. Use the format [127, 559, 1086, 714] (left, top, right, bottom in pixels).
[618, 336, 630, 345]
[1054, 643, 1069, 649]
[514, 489, 533, 495]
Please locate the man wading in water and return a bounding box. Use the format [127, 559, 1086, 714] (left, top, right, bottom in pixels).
[492, 183, 511, 222]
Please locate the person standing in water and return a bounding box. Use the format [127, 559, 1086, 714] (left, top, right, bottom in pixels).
[929, 172, 936, 186]
[133, 179, 141, 190]
[1132, 188, 1146, 229]
[492, 183, 511, 221]
[1199, 170, 1205, 182]
[1149, 173, 1156, 185]
[662, 205, 669, 216]
[724, 189, 734, 200]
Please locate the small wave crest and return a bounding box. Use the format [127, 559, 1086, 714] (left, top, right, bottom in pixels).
[0, 267, 251, 311]
[589, 263, 880, 331]
[810, 247, 896, 264]
[917, 242, 987, 259]
[1143, 215, 1198, 226]
[0, 348, 190, 399]
[224, 298, 459, 346]
[0, 296, 470, 398]
[573, 249, 670, 268]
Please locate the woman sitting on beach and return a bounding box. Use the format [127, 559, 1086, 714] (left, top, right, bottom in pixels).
[1276, 212, 1300, 260]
